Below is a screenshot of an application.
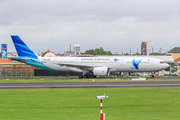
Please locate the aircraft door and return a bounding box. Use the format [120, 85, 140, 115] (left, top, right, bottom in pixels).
[151, 59, 155, 66]
[74, 59, 81, 64]
[120, 59, 124, 66]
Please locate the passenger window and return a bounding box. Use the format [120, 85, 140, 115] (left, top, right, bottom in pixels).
[160, 61, 165, 64]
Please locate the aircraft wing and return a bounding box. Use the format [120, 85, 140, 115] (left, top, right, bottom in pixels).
[57, 63, 107, 70]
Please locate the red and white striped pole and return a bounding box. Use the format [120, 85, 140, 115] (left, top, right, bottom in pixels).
[96, 95, 108, 120]
[100, 99, 103, 120]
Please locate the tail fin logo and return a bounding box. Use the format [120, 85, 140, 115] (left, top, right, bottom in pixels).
[11, 35, 38, 59]
[114, 58, 119, 62]
[131, 59, 142, 70]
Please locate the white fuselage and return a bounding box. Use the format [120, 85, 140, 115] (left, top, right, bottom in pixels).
[11, 35, 170, 77]
[32, 56, 169, 74]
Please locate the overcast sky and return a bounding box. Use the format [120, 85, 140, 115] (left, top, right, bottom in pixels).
[0, 0, 180, 54]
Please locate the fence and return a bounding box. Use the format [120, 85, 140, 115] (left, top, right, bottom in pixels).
[0, 63, 37, 76]
[0, 63, 81, 77]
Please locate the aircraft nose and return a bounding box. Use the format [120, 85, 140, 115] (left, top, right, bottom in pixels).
[165, 63, 170, 69]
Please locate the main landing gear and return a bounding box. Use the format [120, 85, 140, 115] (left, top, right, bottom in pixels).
[79, 71, 97, 79]
[79, 74, 96, 79]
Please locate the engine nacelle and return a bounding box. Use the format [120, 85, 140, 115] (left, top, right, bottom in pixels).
[93, 67, 110, 76]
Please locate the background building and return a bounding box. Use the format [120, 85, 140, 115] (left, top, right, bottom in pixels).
[41, 50, 57, 57]
[64, 51, 75, 56]
[141, 42, 147, 55]
[0, 60, 37, 76]
[167, 47, 180, 60]
[1, 44, 7, 58]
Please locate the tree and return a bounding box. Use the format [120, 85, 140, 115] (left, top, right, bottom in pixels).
[86, 47, 112, 55]
[133, 52, 141, 55]
[149, 53, 166, 55]
[85, 49, 94, 55]
[124, 53, 130, 55]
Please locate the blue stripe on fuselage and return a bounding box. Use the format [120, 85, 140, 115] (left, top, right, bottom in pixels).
[17, 57, 53, 70]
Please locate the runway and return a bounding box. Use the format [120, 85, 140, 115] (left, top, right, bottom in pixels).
[0, 81, 180, 89]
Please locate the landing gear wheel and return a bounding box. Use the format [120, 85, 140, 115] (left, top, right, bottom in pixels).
[87, 75, 91, 78]
[92, 76, 96, 78]
[150, 75, 154, 78]
[79, 75, 83, 79]
[84, 75, 88, 78]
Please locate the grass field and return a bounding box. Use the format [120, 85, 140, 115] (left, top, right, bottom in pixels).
[0, 78, 130, 83]
[0, 87, 180, 120]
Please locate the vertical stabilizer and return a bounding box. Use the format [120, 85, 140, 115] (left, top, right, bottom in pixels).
[11, 35, 38, 59]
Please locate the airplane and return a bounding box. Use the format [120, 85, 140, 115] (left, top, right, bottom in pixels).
[11, 35, 169, 78]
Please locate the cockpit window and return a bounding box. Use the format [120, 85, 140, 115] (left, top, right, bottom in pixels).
[160, 61, 165, 64]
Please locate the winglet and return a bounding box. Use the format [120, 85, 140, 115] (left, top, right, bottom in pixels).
[11, 35, 38, 59]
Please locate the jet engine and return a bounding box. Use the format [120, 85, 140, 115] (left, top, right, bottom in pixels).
[93, 67, 110, 76]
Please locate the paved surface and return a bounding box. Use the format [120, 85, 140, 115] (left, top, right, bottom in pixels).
[0, 77, 180, 80]
[1, 81, 180, 89]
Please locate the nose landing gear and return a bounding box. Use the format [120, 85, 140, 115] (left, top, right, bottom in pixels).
[150, 72, 155, 78]
[150, 75, 154, 78]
